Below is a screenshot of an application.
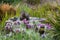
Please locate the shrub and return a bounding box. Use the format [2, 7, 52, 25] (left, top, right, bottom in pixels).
[0, 3, 16, 21]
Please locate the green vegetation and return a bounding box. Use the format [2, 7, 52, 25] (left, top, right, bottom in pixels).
[27, 0, 40, 5]
[0, 0, 60, 40]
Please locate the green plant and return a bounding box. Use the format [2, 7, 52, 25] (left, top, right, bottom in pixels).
[27, 0, 40, 5]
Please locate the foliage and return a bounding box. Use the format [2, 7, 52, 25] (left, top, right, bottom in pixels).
[27, 0, 40, 5]
[0, 1, 60, 40]
[0, 0, 21, 4]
